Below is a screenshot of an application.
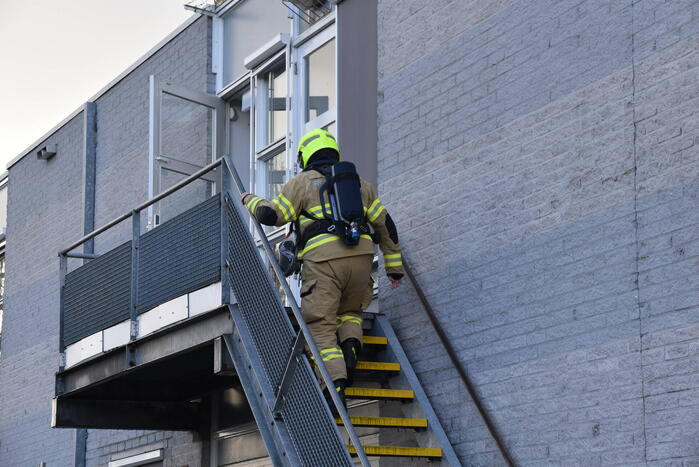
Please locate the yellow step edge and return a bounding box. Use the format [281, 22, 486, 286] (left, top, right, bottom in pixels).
[335, 416, 428, 429]
[345, 387, 414, 400]
[355, 361, 400, 372]
[362, 336, 388, 346]
[348, 445, 443, 458]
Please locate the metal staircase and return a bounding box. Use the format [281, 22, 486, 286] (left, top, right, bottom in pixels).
[220, 157, 462, 466]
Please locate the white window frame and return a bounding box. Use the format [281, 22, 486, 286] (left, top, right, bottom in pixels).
[147, 76, 225, 228]
[292, 22, 337, 157]
[108, 448, 163, 467]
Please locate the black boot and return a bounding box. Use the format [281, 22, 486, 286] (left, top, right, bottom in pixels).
[341, 338, 362, 385]
[323, 378, 347, 417]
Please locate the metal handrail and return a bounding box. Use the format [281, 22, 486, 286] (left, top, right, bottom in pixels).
[222, 157, 371, 467]
[403, 258, 516, 467]
[59, 158, 222, 256]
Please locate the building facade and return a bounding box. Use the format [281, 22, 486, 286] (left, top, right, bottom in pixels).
[0, 0, 698, 466]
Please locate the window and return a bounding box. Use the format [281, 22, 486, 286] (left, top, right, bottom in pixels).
[107, 449, 163, 467]
[267, 67, 287, 145]
[305, 38, 335, 123]
[263, 150, 287, 201]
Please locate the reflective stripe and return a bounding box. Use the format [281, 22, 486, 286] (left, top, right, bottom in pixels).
[247, 196, 263, 213]
[298, 233, 372, 258]
[279, 194, 297, 220]
[307, 204, 332, 218]
[320, 347, 344, 361]
[337, 315, 362, 327]
[300, 133, 321, 147]
[297, 233, 339, 258]
[273, 199, 291, 222]
[384, 253, 403, 267]
[299, 216, 313, 226]
[369, 205, 385, 222]
[367, 198, 385, 222]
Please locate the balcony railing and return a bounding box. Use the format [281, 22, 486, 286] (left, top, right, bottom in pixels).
[58, 159, 227, 370]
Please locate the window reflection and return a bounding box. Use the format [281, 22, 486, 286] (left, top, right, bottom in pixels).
[265, 151, 286, 201]
[267, 67, 287, 144]
[305, 38, 336, 122]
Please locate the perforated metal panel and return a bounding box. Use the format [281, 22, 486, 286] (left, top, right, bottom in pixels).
[224, 197, 351, 467]
[63, 242, 131, 346]
[62, 195, 222, 347]
[138, 194, 221, 313]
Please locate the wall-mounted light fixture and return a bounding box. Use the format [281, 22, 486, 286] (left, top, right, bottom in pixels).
[37, 144, 57, 160]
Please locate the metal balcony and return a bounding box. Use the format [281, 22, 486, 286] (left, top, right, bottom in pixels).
[53, 160, 239, 430]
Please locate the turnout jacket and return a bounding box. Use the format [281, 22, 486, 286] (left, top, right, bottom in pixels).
[245, 170, 404, 277]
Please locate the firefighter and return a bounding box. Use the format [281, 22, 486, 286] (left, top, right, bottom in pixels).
[241, 129, 404, 412]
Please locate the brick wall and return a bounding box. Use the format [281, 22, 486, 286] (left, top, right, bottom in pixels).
[377, 0, 699, 465]
[0, 15, 213, 467]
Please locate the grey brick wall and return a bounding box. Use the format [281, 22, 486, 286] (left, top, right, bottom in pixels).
[377, 0, 699, 465]
[0, 15, 213, 467]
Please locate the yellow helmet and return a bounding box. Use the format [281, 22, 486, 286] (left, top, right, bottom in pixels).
[297, 129, 339, 169]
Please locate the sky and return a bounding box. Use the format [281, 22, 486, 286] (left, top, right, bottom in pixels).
[0, 0, 194, 168]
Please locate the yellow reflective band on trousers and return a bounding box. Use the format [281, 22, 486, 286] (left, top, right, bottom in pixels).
[337, 315, 362, 327]
[297, 233, 373, 258]
[367, 198, 386, 222]
[384, 253, 403, 268]
[320, 347, 344, 361]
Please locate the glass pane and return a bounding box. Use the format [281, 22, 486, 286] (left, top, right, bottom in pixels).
[265, 151, 286, 200]
[305, 38, 336, 122]
[268, 68, 287, 144]
[158, 93, 214, 222]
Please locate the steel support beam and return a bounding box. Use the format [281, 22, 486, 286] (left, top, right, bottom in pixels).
[58, 308, 230, 395]
[52, 397, 200, 431]
[82, 101, 97, 257]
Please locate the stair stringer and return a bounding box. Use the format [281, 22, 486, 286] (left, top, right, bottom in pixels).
[221, 195, 354, 467]
[373, 314, 463, 466]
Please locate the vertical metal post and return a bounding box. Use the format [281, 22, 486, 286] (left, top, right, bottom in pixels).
[128, 211, 140, 366]
[58, 254, 67, 369]
[147, 76, 161, 229]
[82, 101, 97, 258]
[220, 157, 232, 305]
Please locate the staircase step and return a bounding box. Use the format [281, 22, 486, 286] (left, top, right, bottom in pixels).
[348, 445, 443, 459]
[362, 336, 387, 346]
[336, 416, 428, 429]
[345, 387, 414, 401]
[355, 361, 400, 373]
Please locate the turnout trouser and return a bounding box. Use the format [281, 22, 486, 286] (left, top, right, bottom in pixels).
[300, 254, 374, 386]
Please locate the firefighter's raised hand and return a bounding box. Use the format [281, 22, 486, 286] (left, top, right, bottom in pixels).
[241, 192, 253, 205]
